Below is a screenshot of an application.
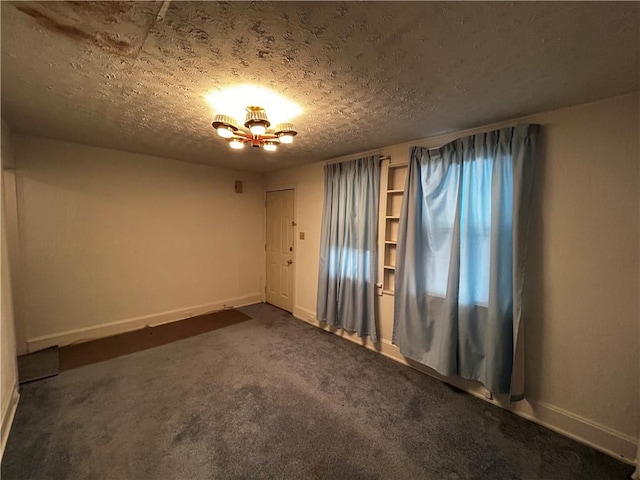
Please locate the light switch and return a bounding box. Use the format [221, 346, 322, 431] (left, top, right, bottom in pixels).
[299, 232, 305, 240]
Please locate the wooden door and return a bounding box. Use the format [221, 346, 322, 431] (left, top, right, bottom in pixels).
[265, 189, 294, 312]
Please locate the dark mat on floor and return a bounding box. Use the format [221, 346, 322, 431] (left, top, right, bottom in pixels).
[59, 309, 250, 371]
[2, 303, 634, 479]
[17, 346, 59, 384]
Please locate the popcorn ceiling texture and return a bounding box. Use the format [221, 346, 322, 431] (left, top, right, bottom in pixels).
[1, 1, 638, 172]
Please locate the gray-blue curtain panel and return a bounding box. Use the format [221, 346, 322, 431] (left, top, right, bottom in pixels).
[393, 125, 538, 394]
[317, 156, 381, 342]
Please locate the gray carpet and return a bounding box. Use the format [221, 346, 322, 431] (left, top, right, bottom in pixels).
[17, 346, 59, 384]
[1, 303, 633, 479]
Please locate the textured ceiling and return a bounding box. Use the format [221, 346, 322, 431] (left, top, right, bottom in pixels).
[1, 1, 639, 172]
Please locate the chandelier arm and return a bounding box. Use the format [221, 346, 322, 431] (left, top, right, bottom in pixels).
[229, 133, 251, 142]
[231, 132, 280, 142]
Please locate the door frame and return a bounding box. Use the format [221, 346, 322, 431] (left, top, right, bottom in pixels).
[264, 186, 297, 313]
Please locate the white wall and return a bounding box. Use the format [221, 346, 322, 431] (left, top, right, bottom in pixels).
[1, 122, 20, 457]
[265, 93, 640, 462]
[12, 136, 265, 350]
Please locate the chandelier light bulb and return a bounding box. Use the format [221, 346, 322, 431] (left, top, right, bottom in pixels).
[274, 123, 297, 144]
[217, 126, 234, 138]
[263, 142, 278, 152]
[249, 124, 267, 136]
[278, 133, 294, 144]
[229, 139, 244, 150]
[212, 114, 238, 138]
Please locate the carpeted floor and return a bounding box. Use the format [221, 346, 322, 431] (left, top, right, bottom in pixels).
[1, 303, 634, 479]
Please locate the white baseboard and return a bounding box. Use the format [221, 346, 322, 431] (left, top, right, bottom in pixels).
[292, 305, 638, 465]
[508, 397, 637, 465]
[26, 294, 263, 352]
[293, 306, 320, 326]
[1, 384, 19, 460]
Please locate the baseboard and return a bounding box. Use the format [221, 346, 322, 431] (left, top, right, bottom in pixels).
[292, 305, 638, 465]
[1, 384, 20, 460]
[508, 397, 637, 465]
[293, 306, 320, 326]
[26, 294, 263, 352]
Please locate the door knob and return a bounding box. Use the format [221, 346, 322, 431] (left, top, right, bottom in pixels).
[287, 260, 293, 265]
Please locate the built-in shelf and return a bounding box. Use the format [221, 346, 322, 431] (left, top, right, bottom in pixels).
[382, 162, 408, 296]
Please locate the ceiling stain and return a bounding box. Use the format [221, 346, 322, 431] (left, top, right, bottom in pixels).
[13, 3, 133, 56]
[11, 1, 159, 58]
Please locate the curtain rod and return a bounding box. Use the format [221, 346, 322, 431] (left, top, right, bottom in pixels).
[325, 123, 532, 166]
[325, 154, 390, 166]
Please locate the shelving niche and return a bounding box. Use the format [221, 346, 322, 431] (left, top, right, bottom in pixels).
[382, 163, 407, 295]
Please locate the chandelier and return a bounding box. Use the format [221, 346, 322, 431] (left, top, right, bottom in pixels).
[212, 106, 297, 152]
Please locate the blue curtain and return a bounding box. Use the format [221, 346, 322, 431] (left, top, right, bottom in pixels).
[393, 125, 538, 394]
[317, 156, 381, 342]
